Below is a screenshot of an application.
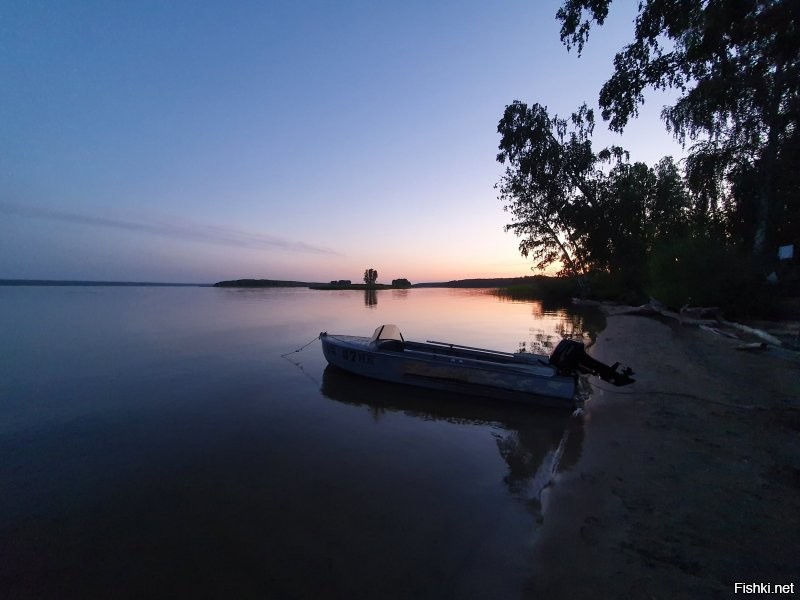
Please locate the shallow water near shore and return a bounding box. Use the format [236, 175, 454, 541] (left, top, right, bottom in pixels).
[0, 286, 602, 598]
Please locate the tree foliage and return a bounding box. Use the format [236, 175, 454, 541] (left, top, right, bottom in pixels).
[496, 101, 600, 277]
[557, 0, 800, 257]
[363, 268, 378, 286]
[497, 101, 692, 289]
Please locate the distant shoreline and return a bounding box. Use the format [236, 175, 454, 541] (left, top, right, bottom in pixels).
[0, 279, 211, 287]
[213, 279, 317, 288]
[214, 276, 547, 289]
[0, 275, 554, 290]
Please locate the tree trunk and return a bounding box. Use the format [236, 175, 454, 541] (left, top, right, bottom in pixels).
[753, 64, 784, 258]
[754, 133, 777, 257]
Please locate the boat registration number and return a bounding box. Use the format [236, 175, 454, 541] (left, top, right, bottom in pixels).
[342, 349, 374, 365]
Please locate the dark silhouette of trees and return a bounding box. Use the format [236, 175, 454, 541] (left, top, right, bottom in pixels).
[497, 101, 692, 290]
[557, 0, 800, 258]
[496, 101, 598, 278]
[496, 1, 799, 308]
[363, 268, 378, 286]
[391, 278, 411, 288]
[364, 288, 378, 307]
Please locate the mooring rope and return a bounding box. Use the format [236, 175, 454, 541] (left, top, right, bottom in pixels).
[279, 334, 323, 388]
[280, 335, 320, 358]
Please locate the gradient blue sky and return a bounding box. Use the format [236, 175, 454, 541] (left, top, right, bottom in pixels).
[1, 0, 683, 284]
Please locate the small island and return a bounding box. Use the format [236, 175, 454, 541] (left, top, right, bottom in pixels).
[213, 279, 316, 288]
[215, 269, 415, 290]
[308, 282, 395, 290]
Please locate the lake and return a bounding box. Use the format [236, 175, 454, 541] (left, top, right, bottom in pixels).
[0, 285, 603, 599]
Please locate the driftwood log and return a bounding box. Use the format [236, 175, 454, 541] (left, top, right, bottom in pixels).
[699, 325, 739, 339]
[573, 297, 784, 347]
[735, 342, 768, 351]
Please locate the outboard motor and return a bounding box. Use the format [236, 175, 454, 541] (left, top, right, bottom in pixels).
[549, 339, 635, 386]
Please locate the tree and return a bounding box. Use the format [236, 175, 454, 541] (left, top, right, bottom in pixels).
[391, 278, 411, 288]
[363, 268, 378, 286]
[496, 101, 602, 278]
[557, 0, 800, 258]
[497, 102, 695, 291]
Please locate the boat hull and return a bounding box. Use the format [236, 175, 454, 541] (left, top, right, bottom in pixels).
[320, 334, 576, 409]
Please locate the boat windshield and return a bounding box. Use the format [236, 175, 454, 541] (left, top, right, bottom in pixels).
[369, 324, 404, 343]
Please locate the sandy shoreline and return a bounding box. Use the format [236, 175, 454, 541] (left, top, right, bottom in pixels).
[527, 315, 799, 599]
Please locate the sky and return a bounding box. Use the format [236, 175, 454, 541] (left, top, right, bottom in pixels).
[0, 0, 685, 284]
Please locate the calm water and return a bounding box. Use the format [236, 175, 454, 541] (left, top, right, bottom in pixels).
[0, 286, 602, 599]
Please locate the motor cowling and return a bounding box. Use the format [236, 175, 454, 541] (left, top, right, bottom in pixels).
[550, 339, 635, 387]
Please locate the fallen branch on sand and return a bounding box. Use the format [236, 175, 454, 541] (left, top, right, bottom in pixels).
[719, 321, 783, 347]
[699, 325, 739, 339]
[736, 342, 768, 351]
[573, 297, 784, 347]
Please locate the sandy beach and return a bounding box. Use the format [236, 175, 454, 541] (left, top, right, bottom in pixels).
[528, 315, 799, 599]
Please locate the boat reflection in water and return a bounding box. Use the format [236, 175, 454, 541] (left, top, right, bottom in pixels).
[320, 364, 584, 506]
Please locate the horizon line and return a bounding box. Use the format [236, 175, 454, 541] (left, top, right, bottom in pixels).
[0, 274, 551, 288]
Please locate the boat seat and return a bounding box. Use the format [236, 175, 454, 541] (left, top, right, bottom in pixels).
[376, 339, 405, 352]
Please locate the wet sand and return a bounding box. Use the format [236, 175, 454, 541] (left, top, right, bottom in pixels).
[528, 315, 799, 599]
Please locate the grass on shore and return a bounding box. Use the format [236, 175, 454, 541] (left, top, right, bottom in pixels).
[497, 269, 797, 321]
[495, 276, 582, 303]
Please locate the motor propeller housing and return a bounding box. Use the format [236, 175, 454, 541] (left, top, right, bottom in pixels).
[549, 339, 635, 386]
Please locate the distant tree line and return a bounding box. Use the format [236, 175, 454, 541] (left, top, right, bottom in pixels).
[497, 0, 799, 312]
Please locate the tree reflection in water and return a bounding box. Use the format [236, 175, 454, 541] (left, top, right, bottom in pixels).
[512, 299, 606, 356]
[364, 288, 377, 307]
